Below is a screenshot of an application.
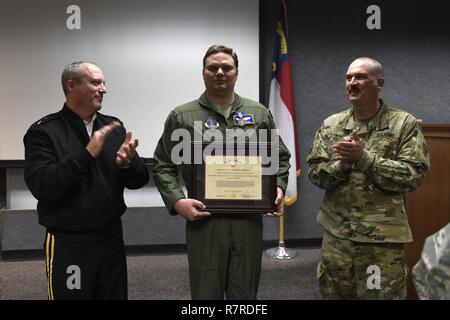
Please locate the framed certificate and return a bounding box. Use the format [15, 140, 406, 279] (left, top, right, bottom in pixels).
[189, 141, 277, 214]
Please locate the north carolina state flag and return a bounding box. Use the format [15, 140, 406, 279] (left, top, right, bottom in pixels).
[268, 0, 299, 205]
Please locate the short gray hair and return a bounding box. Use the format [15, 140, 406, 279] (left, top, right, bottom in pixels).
[61, 61, 97, 96]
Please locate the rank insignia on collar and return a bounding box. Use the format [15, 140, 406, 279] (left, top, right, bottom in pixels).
[233, 111, 254, 126]
[205, 116, 219, 129]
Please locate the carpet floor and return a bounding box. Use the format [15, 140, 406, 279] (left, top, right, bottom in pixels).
[0, 247, 321, 300]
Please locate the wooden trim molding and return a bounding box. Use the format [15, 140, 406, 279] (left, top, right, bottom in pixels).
[420, 124, 450, 138]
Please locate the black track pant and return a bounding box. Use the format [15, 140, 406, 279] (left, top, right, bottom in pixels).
[44, 222, 127, 300]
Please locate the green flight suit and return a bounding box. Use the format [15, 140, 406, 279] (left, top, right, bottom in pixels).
[307, 100, 430, 299]
[153, 93, 291, 299]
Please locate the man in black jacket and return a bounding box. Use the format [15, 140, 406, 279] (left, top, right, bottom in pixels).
[24, 61, 149, 299]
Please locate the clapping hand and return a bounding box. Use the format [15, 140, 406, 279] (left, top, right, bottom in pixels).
[332, 130, 364, 171]
[86, 121, 122, 158]
[116, 131, 138, 168]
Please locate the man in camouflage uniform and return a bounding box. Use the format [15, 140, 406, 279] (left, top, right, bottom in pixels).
[413, 222, 450, 300]
[153, 45, 291, 299]
[307, 57, 430, 299]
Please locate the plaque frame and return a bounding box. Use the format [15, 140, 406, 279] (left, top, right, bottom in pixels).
[189, 141, 277, 214]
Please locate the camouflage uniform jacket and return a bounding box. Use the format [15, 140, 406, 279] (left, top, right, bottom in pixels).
[153, 93, 291, 215]
[307, 100, 430, 243]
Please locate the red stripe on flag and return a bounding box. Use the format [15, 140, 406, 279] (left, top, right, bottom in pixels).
[277, 60, 300, 170]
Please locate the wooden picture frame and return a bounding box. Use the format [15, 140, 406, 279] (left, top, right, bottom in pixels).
[189, 141, 277, 214]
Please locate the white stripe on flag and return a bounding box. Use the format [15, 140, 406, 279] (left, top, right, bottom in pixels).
[269, 79, 298, 204]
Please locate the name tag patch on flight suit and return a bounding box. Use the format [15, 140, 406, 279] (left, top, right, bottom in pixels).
[205, 116, 219, 129]
[233, 112, 254, 126]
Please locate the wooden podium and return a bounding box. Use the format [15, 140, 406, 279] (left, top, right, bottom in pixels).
[405, 124, 450, 299]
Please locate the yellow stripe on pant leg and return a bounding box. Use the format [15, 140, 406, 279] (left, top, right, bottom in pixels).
[49, 234, 55, 300]
[45, 233, 51, 300]
[46, 233, 55, 300]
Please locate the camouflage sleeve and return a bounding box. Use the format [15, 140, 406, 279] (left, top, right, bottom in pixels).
[412, 259, 430, 300]
[306, 125, 351, 190]
[412, 222, 450, 300]
[354, 117, 430, 193]
[152, 110, 186, 215]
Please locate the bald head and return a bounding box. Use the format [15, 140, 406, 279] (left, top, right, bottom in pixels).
[348, 57, 384, 79]
[345, 57, 385, 114]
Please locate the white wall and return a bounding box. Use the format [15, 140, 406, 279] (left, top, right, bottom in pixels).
[6, 168, 165, 209]
[0, 0, 259, 160]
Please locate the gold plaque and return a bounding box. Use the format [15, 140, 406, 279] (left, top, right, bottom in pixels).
[204, 155, 262, 200]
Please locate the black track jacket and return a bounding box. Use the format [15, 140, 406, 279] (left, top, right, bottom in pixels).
[24, 105, 149, 232]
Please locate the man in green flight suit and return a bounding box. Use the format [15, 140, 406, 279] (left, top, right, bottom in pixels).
[307, 57, 430, 299]
[153, 45, 291, 299]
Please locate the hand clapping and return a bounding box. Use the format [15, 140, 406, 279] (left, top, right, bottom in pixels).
[116, 131, 138, 168]
[332, 130, 364, 171]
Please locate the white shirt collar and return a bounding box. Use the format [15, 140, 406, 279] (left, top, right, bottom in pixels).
[83, 113, 98, 136]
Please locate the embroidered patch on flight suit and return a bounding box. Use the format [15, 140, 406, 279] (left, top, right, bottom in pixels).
[233, 112, 254, 126]
[204, 116, 219, 129]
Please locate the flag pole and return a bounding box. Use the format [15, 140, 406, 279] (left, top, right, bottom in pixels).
[265, 0, 297, 260]
[265, 215, 296, 259]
